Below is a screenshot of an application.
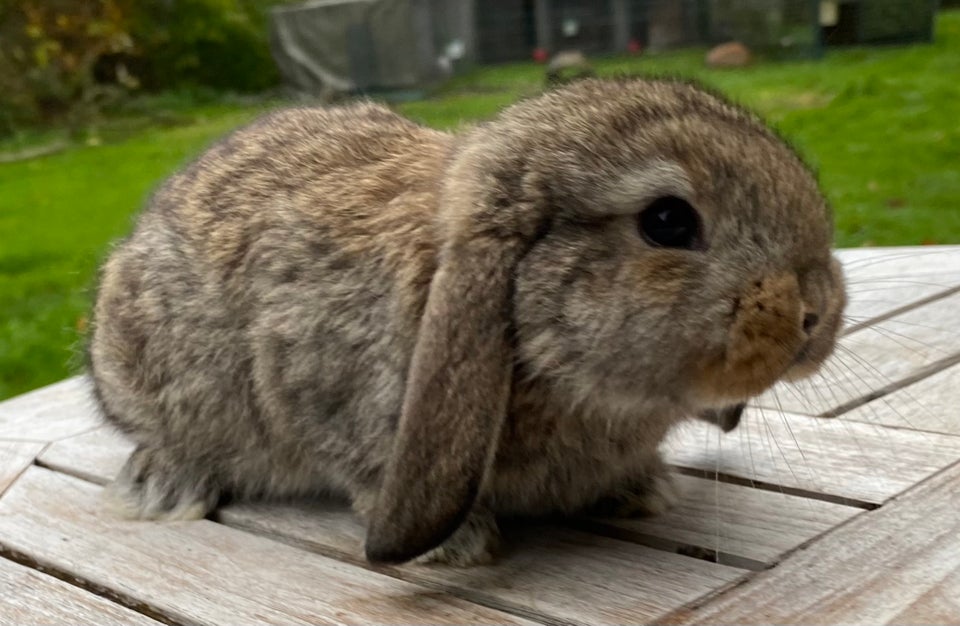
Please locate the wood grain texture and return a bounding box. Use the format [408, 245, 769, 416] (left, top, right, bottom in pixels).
[0, 376, 100, 442]
[219, 500, 744, 625]
[38, 425, 132, 485]
[586, 473, 860, 566]
[756, 290, 960, 415]
[665, 459, 960, 625]
[39, 426, 854, 571]
[0, 441, 45, 497]
[836, 245, 960, 326]
[0, 556, 162, 625]
[841, 361, 960, 436]
[664, 408, 960, 505]
[0, 466, 536, 626]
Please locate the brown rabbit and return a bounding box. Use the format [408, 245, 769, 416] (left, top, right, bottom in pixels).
[88, 78, 846, 566]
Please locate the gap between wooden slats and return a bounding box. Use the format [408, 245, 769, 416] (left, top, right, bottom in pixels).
[840, 361, 960, 436]
[755, 245, 960, 416]
[662, 407, 960, 506]
[571, 471, 858, 568]
[37, 423, 860, 570]
[0, 555, 164, 626]
[755, 291, 960, 416]
[34, 427, 746, 625]
[0, 376, 99, 443]
[660, 457, 960, 625]
[0, 466, 542, 626]
[0, 440, 46, 497]
[836, 245, 960, 327]
[39, 369, 960, 566]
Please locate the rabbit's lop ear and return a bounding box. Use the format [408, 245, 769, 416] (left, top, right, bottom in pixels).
[365, 149, 542, 564]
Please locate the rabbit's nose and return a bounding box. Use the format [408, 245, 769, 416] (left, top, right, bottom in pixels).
[802, 312, 820, 334]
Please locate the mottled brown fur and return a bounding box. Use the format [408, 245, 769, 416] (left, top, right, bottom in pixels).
[89, 79, 845, 566]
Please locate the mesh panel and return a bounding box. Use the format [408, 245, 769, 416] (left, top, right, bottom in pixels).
[858, 0, 937, 42]
[268, 0, 938, 94]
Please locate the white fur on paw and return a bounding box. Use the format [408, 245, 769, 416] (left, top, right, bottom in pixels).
[101, 482, 148, 520]
[636, 472, 679, 515]
[101, 478, 213, 522]
[153, 499, 209, 522]
[413, 513, 501, 567]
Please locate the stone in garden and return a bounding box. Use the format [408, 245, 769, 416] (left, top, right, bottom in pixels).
[545, 50, 594, 86]
[706, 41, 752, 68]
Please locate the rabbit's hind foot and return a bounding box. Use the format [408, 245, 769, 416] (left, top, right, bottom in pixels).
[102, 445, 220, 522]
[412, 507, 501, 567]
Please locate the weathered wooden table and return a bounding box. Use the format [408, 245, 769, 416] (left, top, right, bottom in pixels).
[2, 246, 960, 625]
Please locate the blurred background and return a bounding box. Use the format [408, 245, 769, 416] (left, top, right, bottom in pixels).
[1, 0, 958, 400]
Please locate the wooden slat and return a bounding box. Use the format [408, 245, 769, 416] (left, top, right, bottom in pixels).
[1, 441, 45, 496]
[0, 466, 536, 626]
[663, 408, 960, 505]
[0, 376, 100, 442]
[0, 556, 162, 625]
[840, 362, 960, 436]
[836, 245, 960, 326]
[38, 425, 132, 485]
[220, 501, 744, 625]
[665, 458, 960, 625]
[42, 425, 853, 570]
[37, 428, 746, 624]
[585, 473, 860, 566]
[756, 290, 960, 415]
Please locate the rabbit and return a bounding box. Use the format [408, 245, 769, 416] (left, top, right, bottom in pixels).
[87, 77, 846, 567]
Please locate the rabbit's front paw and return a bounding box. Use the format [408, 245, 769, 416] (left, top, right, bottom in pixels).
[413, 508, 501, 567]
[102, 445, 220, 522]
[588, 461, 678, 518]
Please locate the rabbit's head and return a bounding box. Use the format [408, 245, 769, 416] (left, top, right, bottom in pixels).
[366, 78, 845, 563]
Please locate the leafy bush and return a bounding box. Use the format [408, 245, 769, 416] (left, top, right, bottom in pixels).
[124, 0, 282, 93]
[0, 0, 135, 134]
[0, 0, 289, 135]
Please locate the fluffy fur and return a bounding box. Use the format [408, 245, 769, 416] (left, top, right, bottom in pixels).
[88, 78, 846, 566]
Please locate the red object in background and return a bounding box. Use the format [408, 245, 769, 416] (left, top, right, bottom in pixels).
[532, 47, 549, 63]
[627, 38, 643, 54]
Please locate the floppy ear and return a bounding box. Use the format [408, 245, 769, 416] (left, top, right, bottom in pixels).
[363, 151, 544, 563]
[363, 229, 523, 564]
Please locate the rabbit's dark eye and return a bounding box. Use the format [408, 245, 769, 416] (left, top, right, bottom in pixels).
[638, 196, 702, 250]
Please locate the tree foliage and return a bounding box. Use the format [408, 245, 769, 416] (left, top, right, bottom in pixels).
[0, 0, 286, 135]
[125, 0, 280, 93]
[0, 0, 134, 133]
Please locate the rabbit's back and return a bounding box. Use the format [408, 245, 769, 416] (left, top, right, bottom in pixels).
[89, 103, 452, 499]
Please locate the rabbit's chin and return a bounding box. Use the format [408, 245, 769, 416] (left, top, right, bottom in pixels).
[690, 349, 799, 407]
[690, 341, 834, 408]
[780, 353, 831, 383]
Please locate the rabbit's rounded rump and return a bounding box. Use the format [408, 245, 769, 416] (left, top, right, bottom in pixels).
[89, 79, 845, 566]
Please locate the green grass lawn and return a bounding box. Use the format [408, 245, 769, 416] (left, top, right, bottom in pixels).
[2, 12, 959, 401]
